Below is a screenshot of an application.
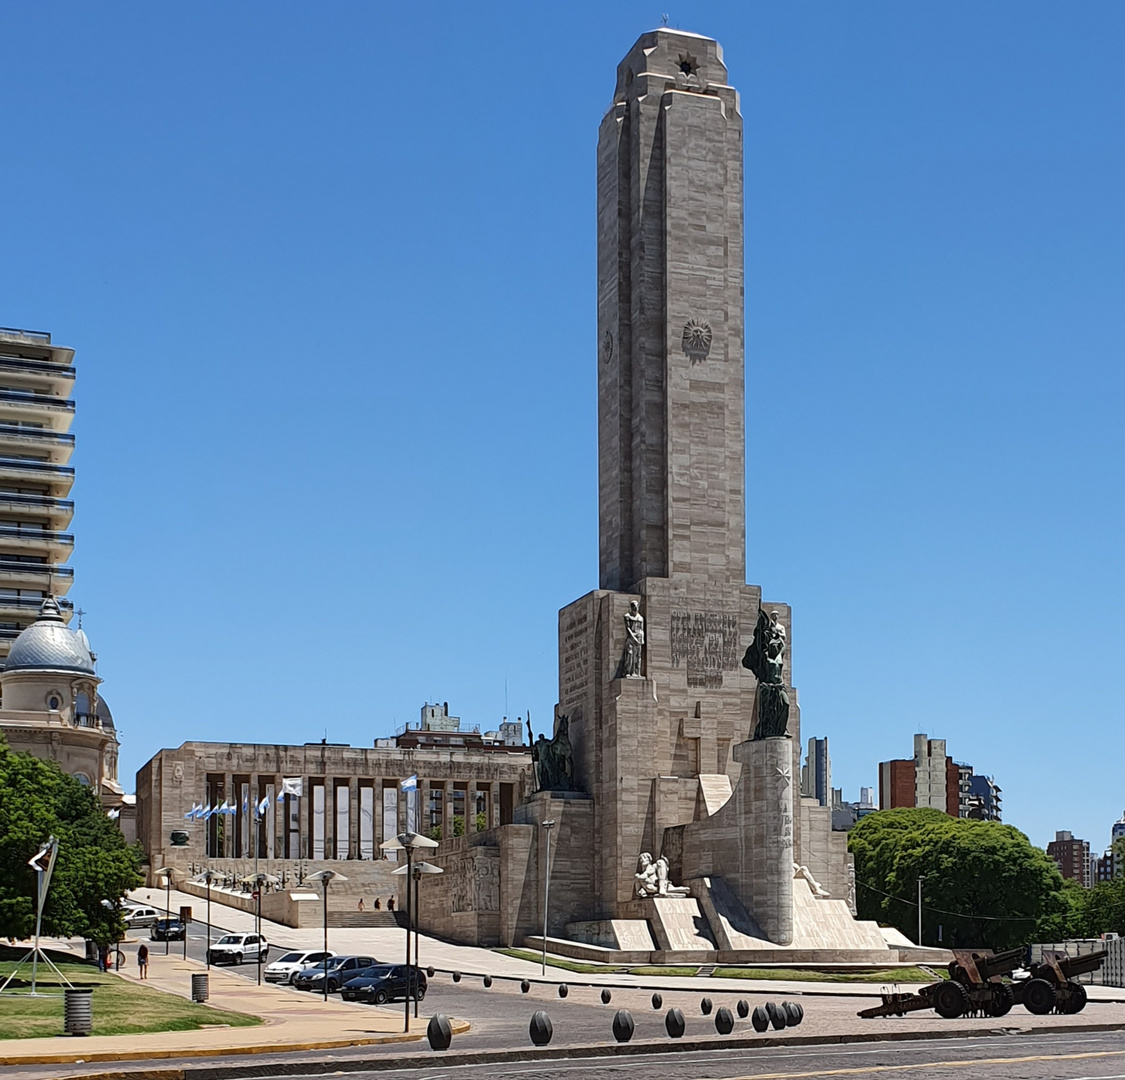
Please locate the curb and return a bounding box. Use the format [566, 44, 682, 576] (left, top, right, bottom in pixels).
[45, 1019, 1125, 1080]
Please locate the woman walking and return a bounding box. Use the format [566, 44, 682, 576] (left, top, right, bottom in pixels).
[137, 942, 149, 980]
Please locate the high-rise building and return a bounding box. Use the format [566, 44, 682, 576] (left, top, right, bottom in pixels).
[801, 736, 831, 807]
[964, 773, 1002, 821]
[1047, 830, 1092, 888]
[0, 327, 75, 658]
[879, 734, 959, 815]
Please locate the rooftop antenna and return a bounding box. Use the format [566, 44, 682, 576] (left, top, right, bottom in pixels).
[504, 678, 509, 720]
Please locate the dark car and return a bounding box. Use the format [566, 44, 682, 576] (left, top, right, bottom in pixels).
[291, 954, 377, 993]
[150, 918, 186, 942]
[341, 964, 427, 1004]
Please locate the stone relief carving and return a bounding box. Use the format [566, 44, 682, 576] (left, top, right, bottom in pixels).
[742, 608, 791, 739]
[794, 862, 830, 899]
[634, 852, 691, 898]
[681, 318, 713, 363]
[601, 329, 614, 365]
[528, 714, 576, 792]
[622, 601, 645, 678]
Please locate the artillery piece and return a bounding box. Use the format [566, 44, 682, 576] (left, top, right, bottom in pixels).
[1012, 949, 1107, 1015]
[858, 947, 1025, 1020]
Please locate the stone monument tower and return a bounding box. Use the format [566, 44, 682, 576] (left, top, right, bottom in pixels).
[418, 29, 899, 963]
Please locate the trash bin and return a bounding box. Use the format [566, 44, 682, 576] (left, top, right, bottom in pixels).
[191, 973, 209, 1003]
[64, 987, 94, 1035]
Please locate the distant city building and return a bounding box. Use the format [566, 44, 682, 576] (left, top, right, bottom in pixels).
[376, 702, 527, 753]
[1048, 830, 1092, 888]
[0, 327, 77, 659]
[801, 736, 831, 807]
[878, 734, 999, 820]
[832, 786, 881, 832]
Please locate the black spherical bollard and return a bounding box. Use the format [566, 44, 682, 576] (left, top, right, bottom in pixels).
[529, 1010, 553, 1046]
[783, 1000, 804, 1026]
[426, 1013, 452, 1051]
[665, 1006, 686, 1039]
[452, 971, 461, 983]
[611, 1009, 635, 1043]
[427, 966, 435, 978]
[558, 983, 569, 998]
[483, 975, 493, 988]
[521, 979, 531, 994]
[751, 1005, 770, 1032]
[600, 988, 612, 1005]
[767, 1001, 788, 1030]
[714, 1006, 734, 1035]
[651, 991, 663, 1010]
[737, 999, 750, 1019]
[700, 996, 713, 1015]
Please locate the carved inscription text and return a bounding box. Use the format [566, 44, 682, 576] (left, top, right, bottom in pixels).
[670, 610, 741, 689]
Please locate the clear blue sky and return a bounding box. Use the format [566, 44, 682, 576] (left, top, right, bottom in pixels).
[2, 2, 1122, 852]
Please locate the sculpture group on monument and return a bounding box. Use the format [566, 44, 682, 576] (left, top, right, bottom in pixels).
[412, 28, 916, 964]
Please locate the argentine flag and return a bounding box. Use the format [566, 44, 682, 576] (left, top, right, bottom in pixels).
[400, 775, 418, 791]
[184, 802, 201, 820]
[257, 794, 270, 816]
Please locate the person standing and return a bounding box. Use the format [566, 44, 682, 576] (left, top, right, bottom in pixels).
[137, 942, 149, 980]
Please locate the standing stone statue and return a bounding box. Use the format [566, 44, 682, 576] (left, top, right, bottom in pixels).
[741, 608, 791, 739]
[622, 601, 645, 678]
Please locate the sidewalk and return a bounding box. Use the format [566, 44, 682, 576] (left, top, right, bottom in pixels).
[0, 952, 454, 1068]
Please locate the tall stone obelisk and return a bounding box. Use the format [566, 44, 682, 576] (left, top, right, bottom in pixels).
[555, 29, 803, 934]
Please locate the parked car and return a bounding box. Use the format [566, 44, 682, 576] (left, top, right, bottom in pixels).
[341, 964, 427, 1004]
[123, 906, 160, 929]
[264, 949, 336, 985]
[206, 933, 270, 965]
[292, 954, 377, 993]
[150, 918, 186, 942]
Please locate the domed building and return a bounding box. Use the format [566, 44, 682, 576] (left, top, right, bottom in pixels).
[0, 597, 123, 807]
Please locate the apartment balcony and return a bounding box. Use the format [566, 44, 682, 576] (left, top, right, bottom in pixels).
[0, 526, 73, 559]
[0, 356, 75, 397]
[0, 594, 73, 622]
[0, 493, 74, 528]
[0, 560, 73, 593]
[0, 390, 75, 432]
[0, 425, 74, 465]
[0, 460, 74, 498]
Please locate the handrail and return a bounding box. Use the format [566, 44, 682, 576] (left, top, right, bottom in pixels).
[0, 493, 74, 509]
[0, 594, 73, 609]
[0, 356, 74, 377]
[0, 425, 74, 443]
[0, 390, 74, 409]
[0, 459, 74, 476]
[0, 327, 51, 343]
[0, 526, 74, 542]
[0, 560, 73, 576]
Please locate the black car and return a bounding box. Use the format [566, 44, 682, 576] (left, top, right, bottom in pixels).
[341, 964, 427, 1004]
[291, 954, 377, 993]
[150, 918, 186, 941]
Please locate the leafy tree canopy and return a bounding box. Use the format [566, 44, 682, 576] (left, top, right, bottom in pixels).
[849, 808, 1068, 950]
[0, 740, 143, 943]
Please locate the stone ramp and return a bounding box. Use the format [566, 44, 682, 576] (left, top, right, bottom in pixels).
[646, 897, 715, 952]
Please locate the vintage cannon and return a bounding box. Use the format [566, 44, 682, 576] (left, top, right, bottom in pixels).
[1012, 949, 1107, 1015]
[859, 948, 1025, 1020]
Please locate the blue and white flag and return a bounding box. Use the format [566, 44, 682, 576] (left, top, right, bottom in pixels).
[202, 803, 215, 819]
[218, 799, 232, 816]
[257, 794, 270, 816]
[281, 777, 303, 798]
[400, 775, 418, 792]
[184, 802, 200, 820]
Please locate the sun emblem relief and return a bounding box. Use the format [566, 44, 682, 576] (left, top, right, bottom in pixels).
[681, 318, 713, 364]
[601, 329, 614, 365]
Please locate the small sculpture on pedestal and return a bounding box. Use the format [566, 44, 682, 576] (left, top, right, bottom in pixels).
[634, 852, 690, 898]
[742, 608, 791, 739]
[622, 601, 645, 678]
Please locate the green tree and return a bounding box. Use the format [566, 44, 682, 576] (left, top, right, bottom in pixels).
[1070, 877, 1125, 938]
[0, 741, 143, 943]
[849, 808, 1069, 950]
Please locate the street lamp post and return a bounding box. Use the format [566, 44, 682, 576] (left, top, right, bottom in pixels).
[155, 868, 173, 956]
[381, 831, 439, 1034]
[308, 869, 348, 1002]
[917, 875, 925, 947]
[205, 869, 212, 969]
[540, 820, 555, 976]
[394, 859, 443, 1018]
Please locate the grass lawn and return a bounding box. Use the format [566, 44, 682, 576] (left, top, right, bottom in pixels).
[495, 948, 936, 983]
[0, 949, 261, 1040]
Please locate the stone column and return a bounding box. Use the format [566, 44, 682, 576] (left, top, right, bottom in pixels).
[468, 782, 478, 832]
[350, 777, 359, 859]
[444, 780, 453, 840]
[733, 738, 794, 945]
[225, 772, 235, 858]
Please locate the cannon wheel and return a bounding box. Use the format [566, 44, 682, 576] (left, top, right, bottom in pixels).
[1023, 978, 1056, 1015]
[933, 980, 970, 1019]
[986, 983, 1013, 1017]
[1063, 981, 1087, 1014]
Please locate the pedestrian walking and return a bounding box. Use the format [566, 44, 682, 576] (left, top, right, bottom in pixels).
[357, 898, 365, 912]
[97, 944, 108, 972]
[373, 897, 381, 910]
[387, 895, 395, 912]
[137, 943, 149, 980]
